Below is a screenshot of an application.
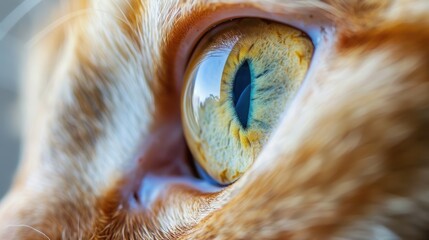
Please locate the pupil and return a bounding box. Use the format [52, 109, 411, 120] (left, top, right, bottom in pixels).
[232, 60, 252, 129]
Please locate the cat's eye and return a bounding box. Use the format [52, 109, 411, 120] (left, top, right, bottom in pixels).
[182, 19, 313, 185]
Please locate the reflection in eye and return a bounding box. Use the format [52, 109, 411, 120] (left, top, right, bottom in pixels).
[182, 19, 314, 185]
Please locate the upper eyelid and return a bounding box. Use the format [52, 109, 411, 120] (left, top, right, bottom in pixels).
[166, 2, 336, 94]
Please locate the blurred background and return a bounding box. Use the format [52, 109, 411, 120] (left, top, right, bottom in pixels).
[0, 0, 58, 198]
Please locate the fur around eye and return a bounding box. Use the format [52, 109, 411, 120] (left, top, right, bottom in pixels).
[182, 18, 314, 184]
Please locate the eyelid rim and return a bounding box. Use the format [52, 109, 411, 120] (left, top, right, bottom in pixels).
[166, 2, 336, 94]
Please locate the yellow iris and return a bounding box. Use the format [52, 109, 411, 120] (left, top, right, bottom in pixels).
[182, 19, 313, 184]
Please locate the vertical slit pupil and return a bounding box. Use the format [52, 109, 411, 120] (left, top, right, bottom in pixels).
[232, 60, 252, 129]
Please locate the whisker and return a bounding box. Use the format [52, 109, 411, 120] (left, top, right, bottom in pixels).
[107, 0, 136, 36]
[0, 0, 42, 41]
[123, 0, 133, 11]
[28, 8, 138, 47]
[27, 9, 90, 47]
[110, 0, 129, 24]
[4, 224, 51, 240]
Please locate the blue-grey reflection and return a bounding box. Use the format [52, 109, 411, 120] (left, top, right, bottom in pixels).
[191, 47, 232, 123]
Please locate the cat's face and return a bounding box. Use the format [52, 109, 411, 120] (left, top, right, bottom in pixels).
[1, 0, 428, 239]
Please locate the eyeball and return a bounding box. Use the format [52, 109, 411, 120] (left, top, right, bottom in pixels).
[182, 18, 313, 185]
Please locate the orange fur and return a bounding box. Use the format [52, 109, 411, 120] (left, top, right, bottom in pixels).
[0, 0, 428, 239]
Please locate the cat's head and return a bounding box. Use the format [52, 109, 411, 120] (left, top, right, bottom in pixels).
[0, 0, 428, 239]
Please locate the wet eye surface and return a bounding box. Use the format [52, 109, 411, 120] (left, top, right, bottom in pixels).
[182, 19, 313, 185]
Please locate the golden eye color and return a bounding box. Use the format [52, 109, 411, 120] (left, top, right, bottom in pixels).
[182, 18, 314, 185]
